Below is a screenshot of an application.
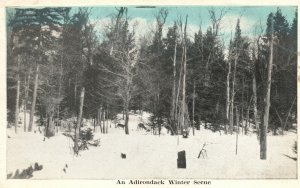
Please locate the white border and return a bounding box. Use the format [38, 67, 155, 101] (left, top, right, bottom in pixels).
[0, 1, 299, 188]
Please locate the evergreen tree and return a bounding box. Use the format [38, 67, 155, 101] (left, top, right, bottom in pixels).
[264, 8, 297, 134]
[8, 8, 70, 133]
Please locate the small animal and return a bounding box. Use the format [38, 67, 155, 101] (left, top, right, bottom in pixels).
[65, 164, 68, 168]
[63, 168, 66, 173]
[117, 123, 125, 129]
[137, 123, 147, 130]
[121, 153, 126, 159]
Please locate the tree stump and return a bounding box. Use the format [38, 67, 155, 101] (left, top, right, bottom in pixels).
[121, 153, 126, 159]
[45, 118, 55, 138]
[182, 130, 188, 138]
[177, 150, 186, 168]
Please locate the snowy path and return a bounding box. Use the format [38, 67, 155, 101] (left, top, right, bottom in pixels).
[7, 114, 297, 179]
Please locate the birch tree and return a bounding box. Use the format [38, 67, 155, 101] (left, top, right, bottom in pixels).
[260, 13, 274, 160]
[97, 7, 139, 135]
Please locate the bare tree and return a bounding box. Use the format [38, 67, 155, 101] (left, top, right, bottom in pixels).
[177, 15, 189, 133]
[260, 14, 274, 160]
[252, 20, 264, 137]
[170, 22, 178, 132]
[208, 7, 229, 36]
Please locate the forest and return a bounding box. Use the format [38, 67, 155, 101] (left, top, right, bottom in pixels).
[6, 6, 297, 179]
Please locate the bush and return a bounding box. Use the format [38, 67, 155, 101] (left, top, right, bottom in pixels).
[80, 128, 94, 141]
[45, 128, 55, 137]
[148, 115, 164, 128]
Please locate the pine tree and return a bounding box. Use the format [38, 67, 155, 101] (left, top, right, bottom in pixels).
[7, 8, 70, 133]
[265, 9, 296, 134]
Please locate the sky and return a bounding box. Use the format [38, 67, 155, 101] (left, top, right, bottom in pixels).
[79, 6, 297, 45]
[88, 6, 297, 26]
[7, 6, 297, 45]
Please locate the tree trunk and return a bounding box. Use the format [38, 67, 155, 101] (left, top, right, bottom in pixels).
[106, 108, 108, 131]
[181, 15, 188, 132]
[236, 107, 239, 133]
[170, 38, 177, 130]
[226, 58, 232, 133]
[103, 108, 106, 134]
[108, 107, 111, 128]
[74, 84, 77, 110]
[192, 80, 195, 136]
[236, 108, 239, 155]
[241, 77, 244, 132]
[229, 54, 238, 134]
[124, 100, 129, 135]
[101, 109, 103, 133]
[175, 49, 183, 134]
[102, 108, 105, 133]
[23, 70, 29, 132]
[23, 73, 27, 132]
[57, 59, 63, 131]
[23, 71, 30, 132]
[14, 57, 20, 134]
[105, 109, 108, 133]
[45, 114, 55, 137]
[124, 55, 131, 135]
[245, 97, 251, 135]
[74, 87, 85, 155]
[197, 115, 201, 130]
[96, 109, 99, 133]
[260, 17, 273, 160]
[180, 51, 186, 132]
[24, 67, 31, 132]
[282, 96, 296, 134]
[158, 91, 161, 136]
[22, 98, 26, 132]
[28, 64, 39, 132]
[98, 107, 102, 133]
[93, 117, 96, 132]
[122, 103, 125, 120]
[252, 72, 259, 137]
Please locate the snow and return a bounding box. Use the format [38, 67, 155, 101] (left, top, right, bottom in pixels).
[6, 112, 297, 179]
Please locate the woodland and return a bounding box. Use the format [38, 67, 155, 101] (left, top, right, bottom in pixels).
[6, 7, 297, 175]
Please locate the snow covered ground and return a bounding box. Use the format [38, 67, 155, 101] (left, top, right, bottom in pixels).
[6, 112, 297, 179]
